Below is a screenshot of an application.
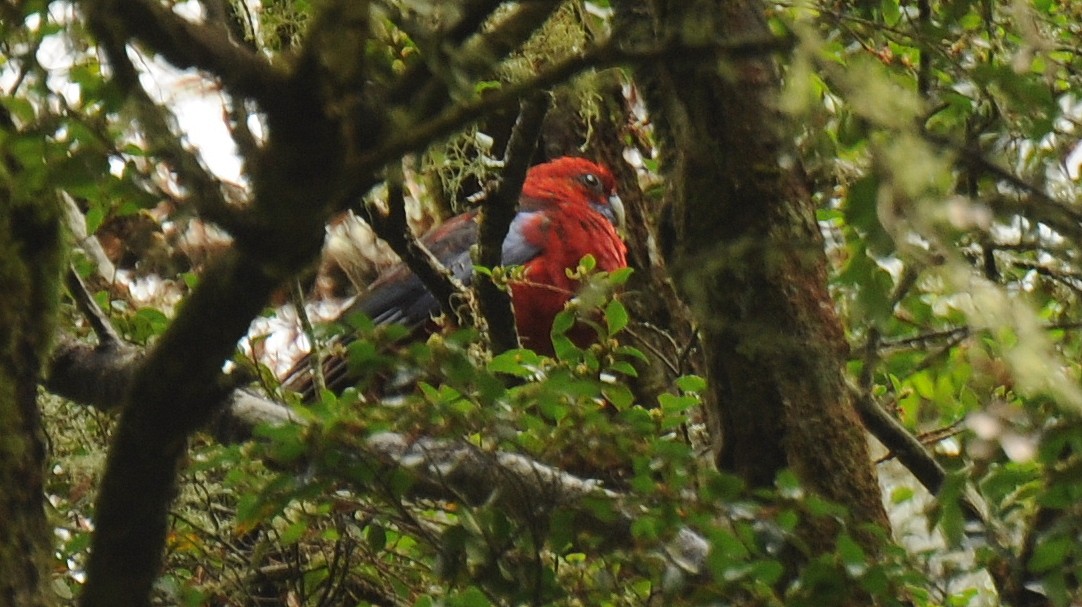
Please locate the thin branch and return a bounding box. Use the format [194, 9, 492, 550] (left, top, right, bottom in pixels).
[876, 326, 970, 352]
[64, 268, 122, 346]
[90, 29, 242, 231]
[345, 34, 792, 190]
[923, 132, 1082, 245]
[850, 388, 992, 524]
[81, 0, 286, 108]
[385, 0, 558, 112]
[226, 95, 261, 168]
[453, 1, 564, 75]
[867, 319, 1082, 355]
[60, 192, 117, 283]
[361, 163, 469, 324]
[623, 323, 682, 377]
[475, 93, 550, 354]
[915, 0, 931, 97]
[292, 280, 327, 397]
[853, 330, 990, 526]
[1012, 261, 1082, 296]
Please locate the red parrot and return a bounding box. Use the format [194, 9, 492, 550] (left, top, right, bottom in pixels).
[286, 156, 627, 397]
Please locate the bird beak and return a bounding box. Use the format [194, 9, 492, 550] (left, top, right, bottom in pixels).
[608, 194, 626, 234]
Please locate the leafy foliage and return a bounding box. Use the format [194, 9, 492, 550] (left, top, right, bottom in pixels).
[12, 0, 1082, 605]
[778, 0, 1082, 603]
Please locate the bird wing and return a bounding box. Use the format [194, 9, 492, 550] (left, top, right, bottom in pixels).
[348, 208, 545, 329]
[282, 208, 546, 399]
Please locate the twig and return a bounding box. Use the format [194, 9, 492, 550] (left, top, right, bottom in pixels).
[475, 93, 550, 354]
[623, 323, 682, 377]
[850, 384, 987, 520]
[874, 326, 970, 351]
[65, 268, 122, 347]
[346, 33, 792, 189]
[361, 163, 469, 324]
[853, 328, 987, 522]
[292, 280, 326, 396]
[916, 0, 931, 97]
[386, 0, 558, 109]
[82, 0, 287, 109]
[59, 192, 117, 283]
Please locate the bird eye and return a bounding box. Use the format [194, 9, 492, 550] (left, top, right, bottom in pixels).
[580, 173, 602, 191]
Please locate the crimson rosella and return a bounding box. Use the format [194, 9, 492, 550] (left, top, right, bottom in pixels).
[286, 156, 628, 397]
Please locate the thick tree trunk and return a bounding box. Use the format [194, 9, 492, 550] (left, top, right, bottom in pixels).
[617, 0, 890, 548]
[0, 186, 64, 605]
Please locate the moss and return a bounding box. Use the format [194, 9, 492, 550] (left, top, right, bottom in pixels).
[0, 191, 65, 606]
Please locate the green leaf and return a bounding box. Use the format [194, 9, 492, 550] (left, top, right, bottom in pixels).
[615, 345, 649, 363]
[604, 299, 628, 334]
[835, 533, 867, 574]
[675, 374, 707, 393]
[85, 206, 105, 235]
[488, 348, 541, 377]
[880, 0, 901, 25]
[843, 175, 893, 256]
[608, 266, 634, 285]
[1028, 534, 1073, 573]
[551, 309, 575, 337]
[750, 559, 784, 586]
[366, 524, 387, 551]
[607, 360, 638, 377]
[931, 471, 967, 547]
[658, 393, 697, 414]
[449, 586, 491, 607]
[279, 519, 307, 545]
[602, 383, 634, 410]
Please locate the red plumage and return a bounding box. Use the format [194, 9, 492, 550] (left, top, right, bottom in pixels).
[285, 156, 627, 397]
[508, 158, 628, 351]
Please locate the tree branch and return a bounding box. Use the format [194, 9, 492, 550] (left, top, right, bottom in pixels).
[77, 250, 283, 607]
[46, 338, 142, 412]
[385, 0, 559, 116]
[475, 93, 550, 354]
[81, 0, 286, 109]
[346, 34, 792, 193]
[64, 268, 122, 347]
[60, 192, 118, 285]
[44, 340, 711, 578]
[361, 163, 470, 324]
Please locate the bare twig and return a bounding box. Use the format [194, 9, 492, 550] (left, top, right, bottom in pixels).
[64, 269, 122, 346]
[291, 280, 326, 396]
[60, 192, 117, 283]
[475, 93, 550, 354]
[361, 163, 469, 324]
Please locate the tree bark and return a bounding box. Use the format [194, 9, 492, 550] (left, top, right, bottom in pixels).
[616, 0, 890, 549]
[0, 149, 65, 605]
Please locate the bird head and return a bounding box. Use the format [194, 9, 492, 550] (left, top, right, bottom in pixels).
[522, 157, 626, 233]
